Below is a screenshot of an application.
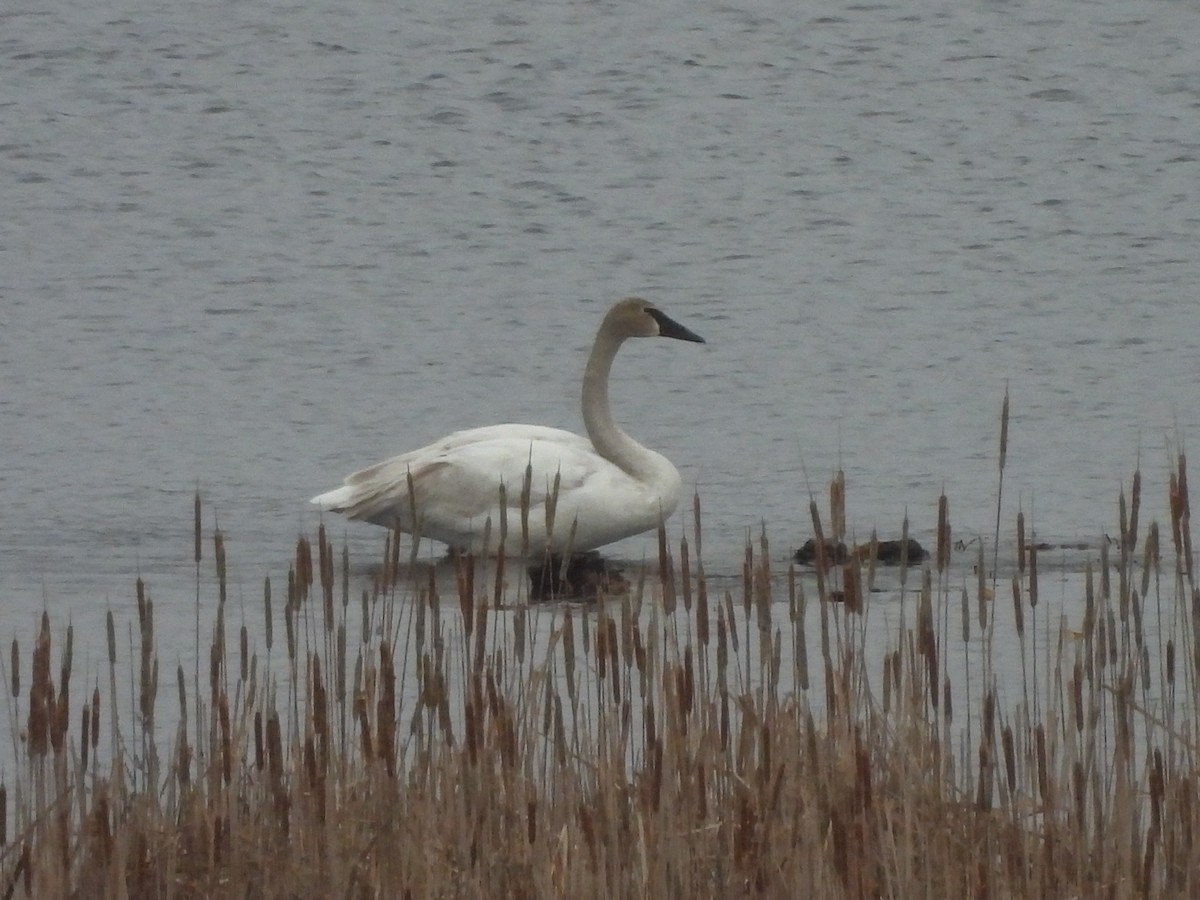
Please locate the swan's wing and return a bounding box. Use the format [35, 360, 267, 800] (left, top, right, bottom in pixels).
[314, 426, 611, 539]
[342, 425, 590, 486]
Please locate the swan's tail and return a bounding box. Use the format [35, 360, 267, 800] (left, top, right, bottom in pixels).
[310, 484, 358, 512]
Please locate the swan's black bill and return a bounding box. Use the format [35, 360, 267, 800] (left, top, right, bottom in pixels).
[647, 308, 705, 343]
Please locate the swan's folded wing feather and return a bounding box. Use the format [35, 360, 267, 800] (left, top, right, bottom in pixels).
[319, 430, 614, 534]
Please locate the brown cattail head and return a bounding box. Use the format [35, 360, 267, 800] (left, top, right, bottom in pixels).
[830, 469, 845, 541]
[106, 610, 116, 667]
[214, 528, 227, 605]
[936, 493, 950, 573]
[1017, 510, 1026, 576]
[1029, 541, 1039, 609]
[1170, 470, 1183, 556]
[91, 686, 100, 749]
[1128, 467, 1142, 552]
[193, 490, 202, 564]
[998, 386, 1010, 472]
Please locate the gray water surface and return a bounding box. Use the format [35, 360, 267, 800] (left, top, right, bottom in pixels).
[4, 0, 1199, 637]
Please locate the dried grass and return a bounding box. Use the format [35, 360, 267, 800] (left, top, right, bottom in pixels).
[1, 436, 1198, 899]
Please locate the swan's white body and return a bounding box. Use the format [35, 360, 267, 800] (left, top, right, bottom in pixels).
[311, 298, 704, 556]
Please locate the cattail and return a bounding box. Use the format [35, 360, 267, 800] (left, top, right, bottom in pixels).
[1129, 467, 1141, 551]
[1017, 511, 1026, 576]
[1081, 560, 1096, 652]
[794, 579, 809, 692]
[830, 469, 845, 541]
[266, 710, 283, 784]
[285, 596, 296, 664]
[377, 642, 396, 777]
[998, 386, 1009, 471]
[517, 459, 532, 558]
[742, 538, 753, 620]
[29, 624, 50, 757]
[841, 563, 862, 614]
[1028, 540, 1039, 609]
[936, 492, 950, 573]
[680, 533, 692, 612]
[1170, 470, 1183, 556]
[595, 616, 609, 683]
[53, 681, 69, 754]
[716, 604, 728, 685]
[139, 597, 154, 725]
[193, 490, 202, 564]
[1179, 468, 1194, 580]
[1073, 760, 1087, 837]
[1001, 725, 1016, 794]
[883, 653, 893, 714]
[312, 654, 328, 752]
[1142, 521, 1159, 601]
[1179, 453, 1191, 520]
[251, 712, 265, 777]
[544, 469, 561, 544]
[60, 624, 73, 694]
[106, 610, 116, 667]
[91, 686, 100, 751]
[214, 528, 227, 605]
[493, 540, 507, 609]
[1119, 489, 1129, 564]
[696, 573, 710, 652]
[354, 692, 372, 765]
[239, 625, 248, 685]
[176, 664, 187, 726]
[1035, 724, 1048, 802]
[562, 613, 576, 689]
[607, 617, 620, 703]
[9, 639, 17, 699]
[1011, 576, 1024, 639]
[633, 622, 646, 678]
[336, 622, 346, 711]
[659, 521, 676, 615]
[209, 640, 220, 702]
[295, 536, 312, 602]
[1072, 661, 1084, 733]
[81, 703, 91, 771]
[218, 693, 231, 786]
[320, 527, 334, 633]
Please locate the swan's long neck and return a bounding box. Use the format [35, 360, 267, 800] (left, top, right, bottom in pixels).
[581, 329, 666, 485]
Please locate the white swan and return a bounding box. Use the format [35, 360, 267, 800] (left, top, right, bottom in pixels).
[310, 297, 705, 555]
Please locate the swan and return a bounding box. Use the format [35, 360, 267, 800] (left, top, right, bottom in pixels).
[310, 297, 705, 556]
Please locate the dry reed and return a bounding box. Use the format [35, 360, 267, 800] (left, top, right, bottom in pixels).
[1, 442, 1198, 898]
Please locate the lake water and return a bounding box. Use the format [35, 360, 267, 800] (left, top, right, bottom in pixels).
[4, 0, 1199, 657]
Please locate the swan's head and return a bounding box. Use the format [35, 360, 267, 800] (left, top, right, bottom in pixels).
[608, 297, 706, 343]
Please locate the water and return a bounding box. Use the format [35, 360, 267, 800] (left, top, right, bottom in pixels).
[4, 0, 1199, 646]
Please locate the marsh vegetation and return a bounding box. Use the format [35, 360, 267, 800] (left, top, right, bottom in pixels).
[3, 412, 1196, 898]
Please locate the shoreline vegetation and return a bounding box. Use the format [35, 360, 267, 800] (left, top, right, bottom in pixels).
[3, 420, 1197, 896]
